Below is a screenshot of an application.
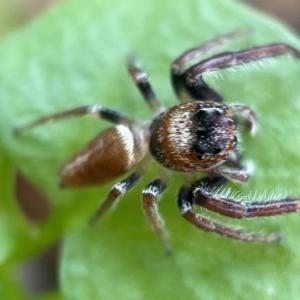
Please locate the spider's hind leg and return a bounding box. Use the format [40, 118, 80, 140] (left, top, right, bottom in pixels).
[14, 105, 134, 134]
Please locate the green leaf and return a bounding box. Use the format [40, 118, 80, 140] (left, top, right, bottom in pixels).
[1, 0, 300, 299]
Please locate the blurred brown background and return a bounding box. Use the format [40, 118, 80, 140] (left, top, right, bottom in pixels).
[247, 0, 300, 32]
[2, 0, 299, 297]
[0, 0, 299, 38]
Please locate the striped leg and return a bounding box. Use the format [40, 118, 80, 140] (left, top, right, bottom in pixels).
[142, 178, 172, 255]
[90, 154, 153, 224]
[14, 105, 134, 134]
[89, 172, 140, 225]
[127, 59, 164, 115]
[185, 42, 300, 103]
[193, 177, 300, 219]
[171, 29, 251, 102]
[178, 185, 281, 242]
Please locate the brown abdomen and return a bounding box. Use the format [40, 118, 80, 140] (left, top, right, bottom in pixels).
[60, 124, 144, 187]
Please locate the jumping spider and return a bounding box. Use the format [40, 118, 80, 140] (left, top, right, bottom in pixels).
[15, 30, 300, 255]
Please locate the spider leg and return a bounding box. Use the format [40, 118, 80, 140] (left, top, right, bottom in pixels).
[193, 176, 300, 219]
[128, 59, 164, 115]
[89, 172, 140, 225]
[185, 43, 300, 98]
[142, 178, 172, 255]
[228, 104, 258, 135]
[89, 154, 153, 224]
[178, 184, 281, 242]
[171, 28, 251, 103]
[14, 105, 134, 134]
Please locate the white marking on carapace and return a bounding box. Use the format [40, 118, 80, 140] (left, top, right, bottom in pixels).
[167, 110, 194, 169]
[115, 124, 135, 169]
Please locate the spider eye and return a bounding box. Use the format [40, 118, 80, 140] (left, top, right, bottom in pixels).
[193, 140, 225, 159]
[192, 105, 232, 158]
[192, 106, 227, 129]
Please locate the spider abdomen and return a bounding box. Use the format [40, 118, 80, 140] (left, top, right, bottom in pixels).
[60, 124, 148, 187]
[149, 101, 237, 171]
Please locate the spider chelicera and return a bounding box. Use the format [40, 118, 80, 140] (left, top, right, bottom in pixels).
[15, 29, 300, 255]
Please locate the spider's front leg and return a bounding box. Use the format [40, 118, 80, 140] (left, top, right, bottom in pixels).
[177, 179, 281, 242]
[193, 176, 300, 219]
[171, 28, 251, 102]
[185, 42, 300, 97]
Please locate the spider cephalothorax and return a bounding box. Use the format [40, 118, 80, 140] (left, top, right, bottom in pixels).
[15, 29, 300, 255]
[150, 101, 237, 171]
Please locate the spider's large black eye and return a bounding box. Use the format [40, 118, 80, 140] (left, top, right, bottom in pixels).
[192, 105, 230, 159]
[193, 138, 226, 159]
